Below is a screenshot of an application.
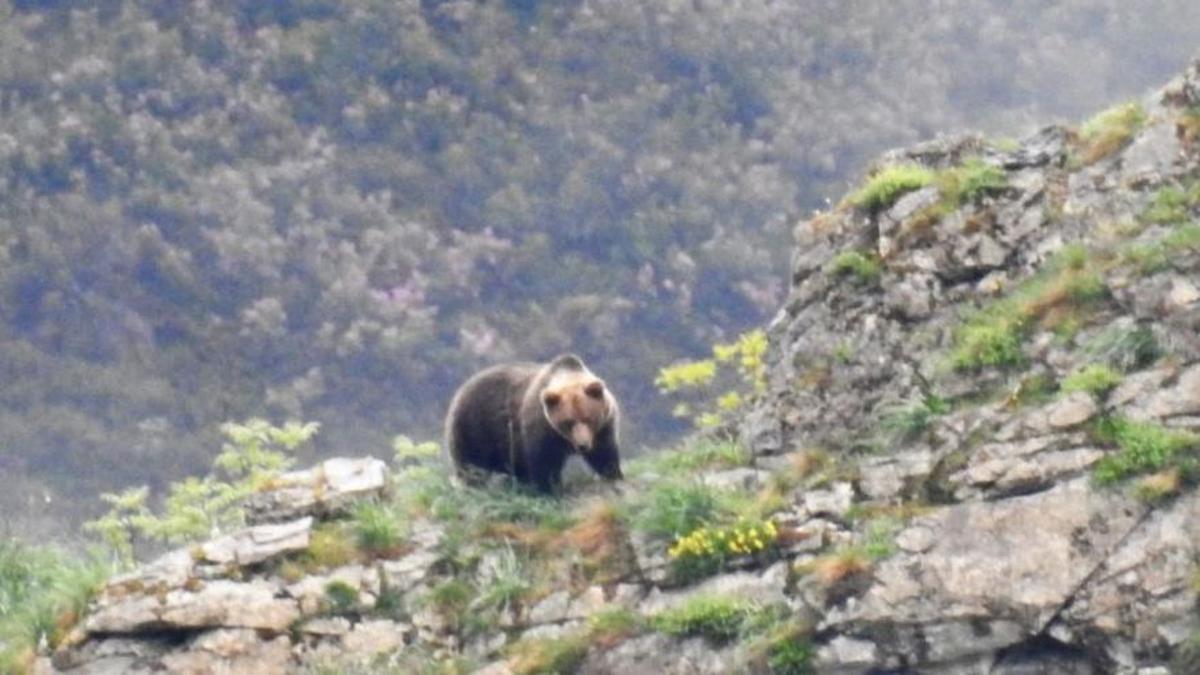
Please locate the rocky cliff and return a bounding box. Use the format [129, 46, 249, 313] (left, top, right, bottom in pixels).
[37, 59, 1200, 674]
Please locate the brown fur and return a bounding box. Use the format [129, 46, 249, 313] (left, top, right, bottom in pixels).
[445, 354, 622, 494]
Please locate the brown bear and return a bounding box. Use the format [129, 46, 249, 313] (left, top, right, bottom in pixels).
[444, 354, 623, 494]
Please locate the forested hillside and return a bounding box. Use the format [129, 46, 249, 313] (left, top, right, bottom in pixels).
[2, 0, 1199, 534]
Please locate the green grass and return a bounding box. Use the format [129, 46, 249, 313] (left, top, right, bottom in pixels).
[950, 245, 1108, 370]
[828, 250, 882, 284]
[860, 518, 900, 561]
[1091, 417, 1200, 484]
[351, 501, 407, 556]
[1075, 101, 1147, 166]
[1142, 184, 1200, 225]
[754, 618, 815, 675]
[628, 437, 748, 473]
[936, 158, 1007, 205]
[473, 546, 531, 616]
[587, 607, 647, 646]
[305, 522, 360, 570]
[506, 633, 591, 675]
[1060, 364, 1123, 399]
[323, 579, 360, 613]
[628, 481, 726, 541]
[847, 164, 935, 211]
[952, 319, 1025, 370]
[0, 543, 113, 673]
[397, 468, 576, 540]
[882, 393, 950, 442]
[1121, 223, 1200, 274]
[628, 440, 750, 476]
[650, 595, 757, 643]
[1006, 372, 1058, 408]
[423, 578, 474, 631]
[1082, 324, 1162, 372]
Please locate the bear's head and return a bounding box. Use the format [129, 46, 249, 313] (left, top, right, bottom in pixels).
[540, 368, 614, 455]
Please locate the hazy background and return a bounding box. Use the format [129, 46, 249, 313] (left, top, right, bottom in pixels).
[1, 0, 1197, 537]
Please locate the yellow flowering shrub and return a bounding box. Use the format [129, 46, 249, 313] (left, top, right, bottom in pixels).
[668, 519, 780, 581]
[655, 329, 769, 430]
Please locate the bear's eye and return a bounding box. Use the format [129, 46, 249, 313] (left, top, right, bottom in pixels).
[584, 381, 604, 399]
[543, 392, 562, 408]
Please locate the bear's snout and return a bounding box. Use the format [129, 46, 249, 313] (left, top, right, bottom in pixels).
[571, 424, 594, 452]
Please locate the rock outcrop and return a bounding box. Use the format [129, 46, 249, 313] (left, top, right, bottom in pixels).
[40, 58, 1200, 674]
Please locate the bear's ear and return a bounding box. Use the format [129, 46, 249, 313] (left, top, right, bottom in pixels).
[584, 381, 605, 399]
[543, 391, 562, 408]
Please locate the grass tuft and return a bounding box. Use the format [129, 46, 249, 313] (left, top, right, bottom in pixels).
[1121, 224, 1200, 274]
[1060, 364, 1123, 399]
[846, 164, 935, 211]
[828, 250, 882, 284]
[0, 543, 113, 673]
[951, 245, 1108, 370]
[1134, 468, 1182, 504]
[628, 481, 725, 541]
[507, 633, 590, 675]
[882, 394, 950, 442]
[1142, 183, 1200, 225]
[351, 501, 407, 557]
[473, 545, 532, 616]
[557, 502, 629, 586]
[1082, 324, 1161, 372]
[323, 580, 359, 613]
[1091, 417, 1200, 484]
[936, 158, 1007, 205]
[306, 523, 360, 570]
[651, 595, 756, 643]
[629, 440, 750, 476]
[587, 608, 647, 650]
[1075, 101, 1147, 166]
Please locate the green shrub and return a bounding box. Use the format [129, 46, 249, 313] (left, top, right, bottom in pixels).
[655, 329, 768, 430]
[951, 318, 1025, 370]
[1091, 417, 1200, 484]
[651, 595, 756, 643]
[85, 419, 320, 563]
[828, 250, 882, 284]
[1060, 364, 1123, 399]
[847, 164, 935, 211]
[392, 435, 441, 468]
[324, 580, 360, 613]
